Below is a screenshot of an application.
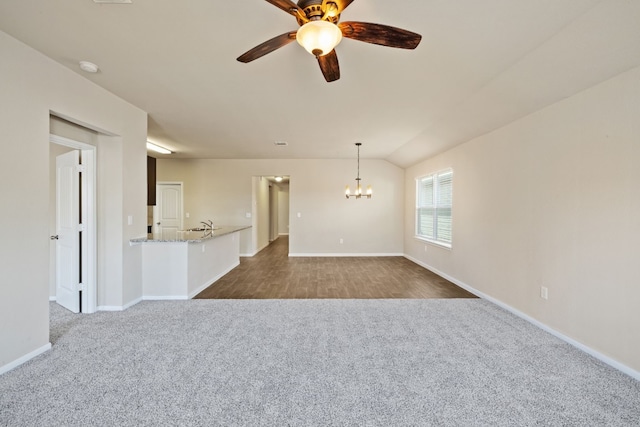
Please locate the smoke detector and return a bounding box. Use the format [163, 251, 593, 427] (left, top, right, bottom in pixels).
[79, 61, 99, 73]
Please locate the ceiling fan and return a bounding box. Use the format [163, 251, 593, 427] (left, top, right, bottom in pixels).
[237, 0, 422, 82]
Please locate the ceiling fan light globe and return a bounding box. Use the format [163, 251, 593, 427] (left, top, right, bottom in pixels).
[296, 20, 342, 57]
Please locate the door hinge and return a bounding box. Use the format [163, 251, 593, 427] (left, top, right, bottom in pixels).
[78, 223, 85, 232]
[77, 165, 86, 173]
[79, 282, 86, 292]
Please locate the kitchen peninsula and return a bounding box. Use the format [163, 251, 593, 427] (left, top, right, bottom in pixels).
[131, 226, 250, 300]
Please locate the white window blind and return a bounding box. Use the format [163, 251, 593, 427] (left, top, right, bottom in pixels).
[416, 169, 453, 247]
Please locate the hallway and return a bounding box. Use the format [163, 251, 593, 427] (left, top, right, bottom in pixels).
[195, 236, 476, 299]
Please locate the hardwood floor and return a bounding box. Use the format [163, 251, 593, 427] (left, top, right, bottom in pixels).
[195, 236, 477, 299]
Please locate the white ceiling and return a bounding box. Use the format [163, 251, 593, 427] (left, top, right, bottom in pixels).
[2, 0, 640, 167]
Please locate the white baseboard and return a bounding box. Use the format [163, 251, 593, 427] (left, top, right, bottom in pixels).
[142, 295, 189, 301]
[240, 250, 262, 258]
[0, 343, 51, 375]
[188, 261, 240, 299]
[289, 253, 404, 257]
[123, 297, 142, 310]
[49, 296, 56, 301]
[97, 305, 126, 311]
[279, 233, 289, 236]
[97, 298, 142, 311]
[140, 261, 242, 301]
[404, 254, 640, 382]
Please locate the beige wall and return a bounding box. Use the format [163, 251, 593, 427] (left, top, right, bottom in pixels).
[405, 65, 640, 372]
[277, 183, 290, 235]
[0, 30, 147, 370]
[157, 159, 405, 256]
[253, 176, 271, 254]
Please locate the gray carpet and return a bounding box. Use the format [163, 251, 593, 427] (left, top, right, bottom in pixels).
[1, 300, 638, 426]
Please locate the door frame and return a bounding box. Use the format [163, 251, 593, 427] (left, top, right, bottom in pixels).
[50, 134, 97, 313]
[252, 176, 290, 255]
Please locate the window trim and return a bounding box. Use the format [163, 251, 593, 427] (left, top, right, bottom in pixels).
[414, 168, 453, 249]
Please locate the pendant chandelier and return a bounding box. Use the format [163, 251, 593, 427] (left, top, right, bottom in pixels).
[345, 143, 372, 199]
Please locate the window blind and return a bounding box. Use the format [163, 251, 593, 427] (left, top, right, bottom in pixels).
[416, 169, 452, 246]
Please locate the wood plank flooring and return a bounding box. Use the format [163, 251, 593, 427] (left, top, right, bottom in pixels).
[195, 236, 477, 299]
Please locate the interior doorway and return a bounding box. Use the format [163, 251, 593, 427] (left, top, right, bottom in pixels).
[49, 134, 97, 313]
[252, 176, 289, 255]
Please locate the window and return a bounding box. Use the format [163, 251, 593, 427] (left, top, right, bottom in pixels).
[416, 169, 453, 247]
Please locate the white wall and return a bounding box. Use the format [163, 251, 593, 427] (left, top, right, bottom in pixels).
[268, 181, 279, 241]
[253, 176, 271, 254]
[0, 30, 147, 371]
[404, 65, 640, 372]
[277, 183, 290, 235]
[157, 159, 404, 256]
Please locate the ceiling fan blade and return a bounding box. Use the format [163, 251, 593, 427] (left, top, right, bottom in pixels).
[237, 31, 297, 63]
[338, 21, 422, 49]
[265, 0, 305, 17]
[317, 49, 340, 82]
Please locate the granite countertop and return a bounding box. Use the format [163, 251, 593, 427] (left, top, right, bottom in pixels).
[130, 225, 251, 244]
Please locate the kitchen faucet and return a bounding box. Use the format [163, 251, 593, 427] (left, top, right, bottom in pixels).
[200, 219, 214, 230]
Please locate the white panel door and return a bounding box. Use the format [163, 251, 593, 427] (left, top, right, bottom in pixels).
[156, 184, 182, 239]
[56, 150, 80, 313]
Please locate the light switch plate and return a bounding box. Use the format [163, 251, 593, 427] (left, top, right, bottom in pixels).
[540, 286, 548, 300]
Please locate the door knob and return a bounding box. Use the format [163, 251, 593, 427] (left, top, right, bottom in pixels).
[50, 235, 59, 240]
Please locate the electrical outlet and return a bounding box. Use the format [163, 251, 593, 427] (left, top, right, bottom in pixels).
[185, 212, 190, 218]
[540, 286, 548, 300]
[424, 245, 428, 252]
[339, 238, 344, 244]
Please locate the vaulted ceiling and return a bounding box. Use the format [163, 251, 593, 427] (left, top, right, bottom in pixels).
[2, 0, 640, 167]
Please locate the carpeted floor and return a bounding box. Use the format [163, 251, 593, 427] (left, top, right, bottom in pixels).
[1, 299, 639, 426]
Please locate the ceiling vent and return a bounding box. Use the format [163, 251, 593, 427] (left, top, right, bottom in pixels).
[93, 0, 132, 4]
[274, 141, 288, 146]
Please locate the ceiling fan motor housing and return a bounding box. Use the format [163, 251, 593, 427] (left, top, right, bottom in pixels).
[296, 0, 340, 26]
